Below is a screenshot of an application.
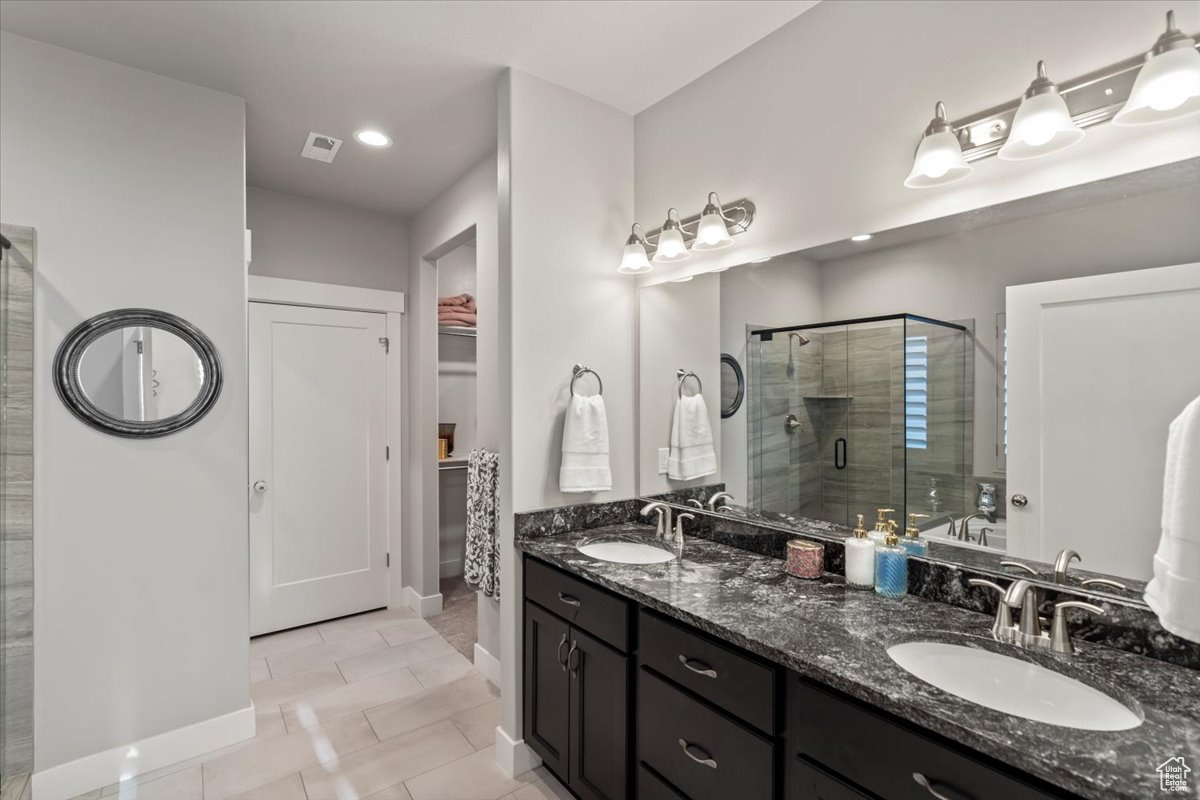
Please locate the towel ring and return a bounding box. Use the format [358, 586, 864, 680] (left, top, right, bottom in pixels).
[571, 364, 603, 397]
[677, 368, 702, 398]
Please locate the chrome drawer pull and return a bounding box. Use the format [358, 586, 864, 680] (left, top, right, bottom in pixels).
[678, 654, 718, 678]
[557, 634, 568, 672]
[567, 640, 580, 676]
[913, 772, 968, 800]
[557, 592, 582, 607]
[678, 739, 717, 769]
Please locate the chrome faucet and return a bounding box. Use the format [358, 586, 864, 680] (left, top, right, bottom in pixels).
[1053, 549, 1081, 584]
[640, 502, 673, 539]
[707, 491, 734, 512]
[959, 511, 997, 542]
[969, 577, 1104, 656]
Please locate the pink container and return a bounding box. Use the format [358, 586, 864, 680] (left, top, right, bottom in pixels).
[786, 539, 824, 579]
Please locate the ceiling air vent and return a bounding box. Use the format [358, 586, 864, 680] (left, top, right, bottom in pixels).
[300, 132, 342, 163]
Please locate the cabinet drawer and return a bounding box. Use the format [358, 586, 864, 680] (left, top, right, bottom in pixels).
[789, 678, 1064, 800]
[639, 669, 775, 800]
[637, 764, 690, 800]
[525, 557, 629, 652]
[639, 609, 778, 733]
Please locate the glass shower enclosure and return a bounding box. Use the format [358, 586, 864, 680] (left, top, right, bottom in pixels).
[748, 314, 970, 530]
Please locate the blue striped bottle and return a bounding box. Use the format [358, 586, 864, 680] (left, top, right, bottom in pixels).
[874, 523, 908, 598]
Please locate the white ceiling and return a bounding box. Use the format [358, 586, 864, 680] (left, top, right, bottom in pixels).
[0, 0, 818, 217]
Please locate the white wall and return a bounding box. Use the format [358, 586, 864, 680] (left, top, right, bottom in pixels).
[405, 155, 501, 655]
[246, 185, 407, 291]
[819, 182, 1200, 476]
[718, 254, 823, 501]
[0, 33, 249, 773]
[638, 274, 721, 496]
[498, 69, 634, 765]
[635, 0, 1200, 278]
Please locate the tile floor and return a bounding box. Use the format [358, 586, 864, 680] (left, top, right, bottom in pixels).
[66, 607, 570, 800]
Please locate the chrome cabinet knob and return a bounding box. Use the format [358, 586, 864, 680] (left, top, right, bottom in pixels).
[1010, 494, 1029, 508]
[253, 480, 268, 493]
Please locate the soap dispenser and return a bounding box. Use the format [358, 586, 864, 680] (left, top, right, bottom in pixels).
[874, 520, 908, 598]
[845, 514, 875, 589]
[868, 508, 896, 544]
[901, 513, 930, 556]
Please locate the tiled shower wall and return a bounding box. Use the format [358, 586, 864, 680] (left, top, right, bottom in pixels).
[1, 223, 34, 775]
[749, 321, 972, 529]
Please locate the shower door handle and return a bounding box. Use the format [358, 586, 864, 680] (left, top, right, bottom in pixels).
[834, 438, 847, 470]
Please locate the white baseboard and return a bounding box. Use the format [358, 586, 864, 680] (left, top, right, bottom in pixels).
[473, 642, 501, 688]
[399, 585, 443, 617]
[32, 704, 255, 800]
[494, 725, 541, 779]
[438, 558, 463, 579]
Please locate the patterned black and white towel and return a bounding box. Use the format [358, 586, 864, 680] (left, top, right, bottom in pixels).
[464, 447, 501, 600]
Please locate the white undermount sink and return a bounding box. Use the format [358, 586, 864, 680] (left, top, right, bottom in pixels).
[887, 641, 1142, 731]
[576, 539, 677, 565]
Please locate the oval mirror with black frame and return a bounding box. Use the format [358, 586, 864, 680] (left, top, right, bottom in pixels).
[54, 309, 222, 438]
[719, 353, 744, 418]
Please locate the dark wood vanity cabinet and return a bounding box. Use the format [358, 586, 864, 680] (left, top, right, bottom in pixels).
[523, 558, 632, 800]
[522, 554, 1076, 800]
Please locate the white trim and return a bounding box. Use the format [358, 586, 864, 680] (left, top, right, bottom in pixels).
[439, 557, 463, 579]
[474, 642, 501, 689]
[493, 725, 541, 779]
[248, 275, 406, 314]
[32, 705, 254, 800]
[398, 585, 443, 618]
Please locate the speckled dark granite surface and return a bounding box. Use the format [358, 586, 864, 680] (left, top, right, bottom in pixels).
[513, 499, 640, 538]
[517, 523, 1200, 800]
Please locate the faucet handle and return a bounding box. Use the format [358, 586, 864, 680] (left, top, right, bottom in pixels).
[968, 578, 1013, 638]
[999, 560, 1039, 576]
[1050, 600, 1104, 655]
[674, 512, 696, 543]
[686, 499, 703, 508]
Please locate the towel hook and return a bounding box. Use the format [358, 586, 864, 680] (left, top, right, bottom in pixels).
[676, 368, 703, 398]
[571, 364, 603, 397]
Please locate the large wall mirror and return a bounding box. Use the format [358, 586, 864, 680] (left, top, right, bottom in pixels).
[636, 159, 1200, 601]
[54, 308, 222, 438]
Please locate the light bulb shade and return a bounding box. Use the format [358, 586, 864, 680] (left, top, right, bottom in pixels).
[998, 91, 1084, 160]
[618, 241, 652, 274]
[904, 130, 973, 188]
[1114, 46, 1200, 126]
[652, 227, 690, 262]
[693, 210, 735, 251]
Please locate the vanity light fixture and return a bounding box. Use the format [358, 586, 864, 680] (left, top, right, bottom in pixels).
[653, 208, 690, 263]
[903, 8, 1198, 186]
[1114, 11, 1200, 126]
[693, 193, 736, 251]
[618, 224, 653, 275]
[669, 276, 695, 283]
[354, 129, 392, 147]
[618, 194, 756, 274]
[998, 62, 1084, 161]
[903, 102, 974, 188]
[850, 234, 873, 242]
[751, 256, 773, 264]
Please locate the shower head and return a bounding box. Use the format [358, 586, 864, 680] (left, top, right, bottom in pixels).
[789, 333, 811, 347]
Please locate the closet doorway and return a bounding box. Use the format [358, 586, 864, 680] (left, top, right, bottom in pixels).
[431, 240, 478, 658]
[246, 278, 406, 637]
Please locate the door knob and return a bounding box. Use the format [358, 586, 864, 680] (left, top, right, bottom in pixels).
[784, 414, 801, 433]
[253, 480, 268, 493]
[1011, 494, 1028, 508]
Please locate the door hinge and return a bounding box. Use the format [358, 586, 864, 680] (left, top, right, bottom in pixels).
[378, 337, 389, 353]
[386, 553, 390, 567]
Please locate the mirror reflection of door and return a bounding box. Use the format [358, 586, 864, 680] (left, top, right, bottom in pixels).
[76, 325, 205, 422]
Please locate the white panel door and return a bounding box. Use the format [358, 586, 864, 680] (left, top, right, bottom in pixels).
[249, 302, 389, 635]
[1006, 263, 1200, 579]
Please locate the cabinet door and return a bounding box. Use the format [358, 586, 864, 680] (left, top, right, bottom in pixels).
[524, 601, 570, 778]
[569, 626, 629, 800]
[790, 757, 878, 800]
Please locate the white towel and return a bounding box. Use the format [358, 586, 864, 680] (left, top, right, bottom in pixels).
[559, 394, 612, 493]
[1145, 395, 1200, 643]
[669, 393, 717, 481]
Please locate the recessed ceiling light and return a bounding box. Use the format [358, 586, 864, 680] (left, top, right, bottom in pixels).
[354, 129, 392, 148]
[851, 234, 873, 242]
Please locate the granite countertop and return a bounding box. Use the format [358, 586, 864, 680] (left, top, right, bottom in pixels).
[517, 523, 1200, 800]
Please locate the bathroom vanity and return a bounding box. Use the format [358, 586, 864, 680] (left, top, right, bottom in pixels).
[518, 520, 1200, 800]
